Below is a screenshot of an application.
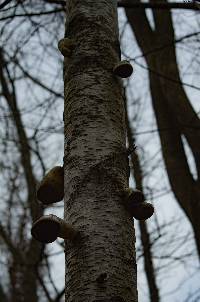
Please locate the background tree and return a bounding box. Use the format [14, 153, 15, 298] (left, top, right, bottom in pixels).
[124, 90, 159, 302]
[125, 0, 200, 257]
[0, 3, 66, 300]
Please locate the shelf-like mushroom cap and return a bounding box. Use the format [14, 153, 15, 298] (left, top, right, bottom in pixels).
[31, 214, 79, 243]
[31, 215, 60, 243]
[126, 189, 145, 204]
[36, 166, 64, 204]
[58, 38, 74, 57]
[130, 202, 154, 220]
[113, 60, 133, 78]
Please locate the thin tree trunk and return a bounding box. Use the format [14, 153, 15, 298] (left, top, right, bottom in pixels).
[125, 95, 160, 302]
[63, 1, 137, 301]
[0, 49, 43, 302]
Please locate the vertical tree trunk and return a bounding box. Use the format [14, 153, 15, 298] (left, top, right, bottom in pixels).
[63, 1, 137, 301]
[125, 95, 159, 302]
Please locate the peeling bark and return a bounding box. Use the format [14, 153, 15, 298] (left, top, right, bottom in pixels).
[63, 1, 137, 301]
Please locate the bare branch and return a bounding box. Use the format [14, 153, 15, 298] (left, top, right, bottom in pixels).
[41, 0, 200, 10]
[0, 223, 24, 262]
[54, 288, 65, 302]
[0, 0, 13, 10]
[11, 56, 63, 99]
[0, 8, 63, 21]
[118, 1, 200, 10]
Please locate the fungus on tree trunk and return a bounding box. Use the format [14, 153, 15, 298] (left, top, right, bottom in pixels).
[31, 214, 78, 243]
[123, 189, 154, 220]
[58, 38, 75, 57]
[113, 60, 133, 78]
[36, 166, 64, 204]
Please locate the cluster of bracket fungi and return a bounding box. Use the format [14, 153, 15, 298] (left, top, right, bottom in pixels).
[31, 38, 154, 245]
[31, 166, 79, 244]
[31, 166, 154, 244]
[57, 37, 133, 78]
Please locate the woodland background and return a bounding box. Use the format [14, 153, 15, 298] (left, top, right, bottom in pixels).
[0, 1, 200, 302]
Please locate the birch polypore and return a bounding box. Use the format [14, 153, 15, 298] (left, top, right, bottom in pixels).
[58, 38, 75, 57]
[36, 166, 64, 204]
[31, 214, 78, 243]
[63, 1, 137, 301]
[124, 189, 154, 220]
[123, 188, 145, 203]
[126, 200, 154, 221]
[113, 60, 133, 78]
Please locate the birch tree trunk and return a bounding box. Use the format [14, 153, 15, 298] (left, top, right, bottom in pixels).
[63, 1, 137, 301]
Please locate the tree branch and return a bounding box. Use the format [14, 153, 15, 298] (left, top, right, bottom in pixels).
[0, 0, 13, 10]
[118, 1, 200, 10]
[0, 8, 63, 21]
[0, 48, 42, 221]
[0, 223, 24, 262]
[54, 288, 65, 302]
[42, 0, 200, 10]
[11, 55, 63, 99]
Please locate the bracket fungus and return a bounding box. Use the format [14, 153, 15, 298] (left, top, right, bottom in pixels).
[36, 166, 64, 204]
[58, 38, 75, 57]
[31, 214, 78, 243]
[124, 189, 154, 220]
[125, 188, 145, 204]
[113, 60, 133, 78]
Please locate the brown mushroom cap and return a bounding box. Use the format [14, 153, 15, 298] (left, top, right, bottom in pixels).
[126, 189, 145, 204]
[31, 216, 60, 243]
[130, 202, 154, 220]
[113, 60, 133, 78]
[36, 166, 64, 204]
[57, 38, 74, 57]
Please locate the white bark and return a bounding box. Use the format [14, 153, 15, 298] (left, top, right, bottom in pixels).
[63, 1, 137, 301]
